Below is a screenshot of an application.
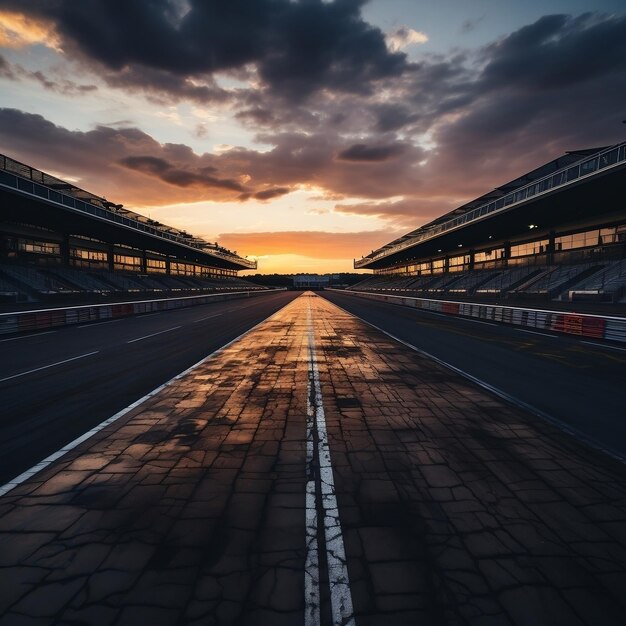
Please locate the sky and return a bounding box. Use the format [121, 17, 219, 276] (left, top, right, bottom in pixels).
[0, 0, 625, 274]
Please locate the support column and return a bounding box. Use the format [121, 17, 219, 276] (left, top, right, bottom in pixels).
[60, 233, 70, 266]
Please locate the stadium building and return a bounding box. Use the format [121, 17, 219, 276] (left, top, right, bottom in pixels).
[0, 154, 260, 304]
[352, 142, 626, 304]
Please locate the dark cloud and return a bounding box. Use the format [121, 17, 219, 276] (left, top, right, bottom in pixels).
[480, 13, 626, 91]
[252, 187, 290, 201]
[118, 154, 244, 193]
[0, 108, 251, 203]
[3, 0, 407, 102]
[417, 12, 626, 199]
[1, 10, 625, 233]
[370, 103, 420, 132]
[337, 142, 408, 162]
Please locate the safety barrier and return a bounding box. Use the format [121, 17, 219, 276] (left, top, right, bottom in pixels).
[330, 289, 626, 344]
[0, 290, 279, 336]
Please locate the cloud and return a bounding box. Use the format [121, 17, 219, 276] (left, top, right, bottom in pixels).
[0, 52, 98, 95]
[2, 9, 626, 244]
[0, 9, 60, 49]
[460, 15, 485, 34]
[251, 187, 291, 201]
[217, 230, 398, 259]
[416, 12, 626, 199]
[118, 155, 245, 193]
[0, 108, 260, 205]
[3, 0, 408, 102]
[337, 142, 409, 162]
[334, 197, 457, 224]
[386, 26, 428, 52]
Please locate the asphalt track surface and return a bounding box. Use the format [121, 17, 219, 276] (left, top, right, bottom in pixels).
[0, 290, 299, 485]
[1, 292, 626, 626]
[321, 290, 626, 460]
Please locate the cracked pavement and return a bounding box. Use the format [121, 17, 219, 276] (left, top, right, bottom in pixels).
[1, 292, 625, 625]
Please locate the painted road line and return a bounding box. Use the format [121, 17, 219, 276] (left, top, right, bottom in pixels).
[0, 303, 289, 497]
[193, 313, 223, 323]
[0, 350, 100, 384]
[582, 341, 626, 353]
[306, 303, 355, 626]
[77, 318, 123, 328]
[127, 325, 182, 343]
[329, 299, 626, 467]
[515, 328, 558, 338]
[418, 308, 499, 327]
[304, 421, 321, 626]
[0, 330, 56, 343]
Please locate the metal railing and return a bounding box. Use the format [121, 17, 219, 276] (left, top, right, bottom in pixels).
[355, 142, 626, 268]
[0, 154, 257, 269]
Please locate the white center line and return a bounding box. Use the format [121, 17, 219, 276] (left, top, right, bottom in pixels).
[0, 330, 56, 343]
[420, 308, 499, 327]
[127, 325, 181, 344]
[515, 328, 558, 338]
[582, 340, 626, 353]
[0, 351, 100, 384]
[193, 313, 223, 323]
[77, 318, 123, 328]
[306, 302, 355, 626]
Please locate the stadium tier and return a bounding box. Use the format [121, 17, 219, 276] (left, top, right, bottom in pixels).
[353, 142, 626, 303]
[0, 154, 261, 303]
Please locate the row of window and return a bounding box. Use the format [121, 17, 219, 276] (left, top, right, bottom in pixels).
[1, 237, 238, 278]
[374, 224, 626, 276]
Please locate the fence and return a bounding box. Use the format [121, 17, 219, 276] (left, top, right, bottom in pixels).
[331, 289, 626, 344]
[0, 290, 279, 335]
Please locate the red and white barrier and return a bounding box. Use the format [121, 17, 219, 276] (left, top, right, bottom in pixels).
[0, 290, 278, 336]
[332, 290, 626, 344]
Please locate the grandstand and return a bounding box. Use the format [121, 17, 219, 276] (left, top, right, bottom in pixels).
[352, 142, 626, 304]
[0, 154, 262, 304]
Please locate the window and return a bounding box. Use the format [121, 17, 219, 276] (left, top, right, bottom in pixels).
[114, 254, 142, 271]
[18, 239, 60, 255]
[70, 247, 108, 268]
[146, 258, 167, 273]
[475, 248, 505, 263]
[448, 255, 470, 272]
[432, 259, 445, 274]
[555, 230, 600, 251]
[510, 240, 549, 258]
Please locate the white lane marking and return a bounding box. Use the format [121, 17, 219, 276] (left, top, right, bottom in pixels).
[77, 319, 123, 328]
[0, 351, 100, 384]
[581, 341, 626, 353]
[304, 476, 320, 626]
[0, 301, 291, 497]
[515, 328, 558, 338]
[415, 308, 499, 327]
[327, 298, 626, 466]
[193, 313, 223, 323]
[126, 325, 182, 343]
[140, 312, 160, 318]
[306, 303, 355, 626]
[0, 330, 56, 343]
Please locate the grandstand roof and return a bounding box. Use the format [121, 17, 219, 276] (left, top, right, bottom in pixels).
[356, 142, 626, 269]
[0, 153, 256, 271]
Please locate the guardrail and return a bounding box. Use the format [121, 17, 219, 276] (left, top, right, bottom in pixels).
[329, 289, 626, 344]
[0, 290, 281, 336]
[355, 141, 626, 268]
